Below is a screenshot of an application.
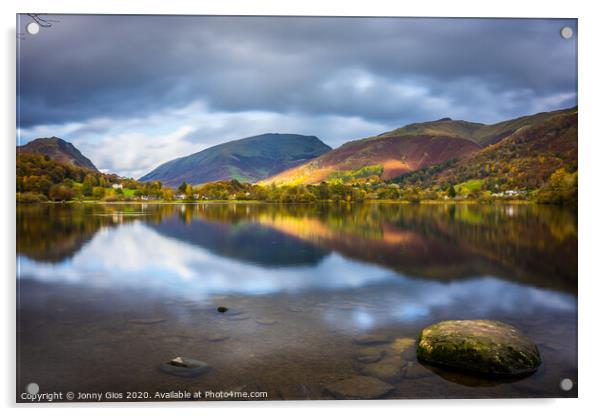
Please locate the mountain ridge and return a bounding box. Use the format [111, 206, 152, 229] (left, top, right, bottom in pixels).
[139, 133, 331, 187]
[262, 106, 577, 185]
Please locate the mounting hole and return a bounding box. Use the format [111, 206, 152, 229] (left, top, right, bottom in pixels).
[26, 22, 40, 35]
[560, 378, 574, 391]
[560, 26, 573, 40]
[26, 382, 39, 395]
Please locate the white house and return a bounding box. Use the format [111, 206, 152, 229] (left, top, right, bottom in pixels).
[112, 183, 123, 190]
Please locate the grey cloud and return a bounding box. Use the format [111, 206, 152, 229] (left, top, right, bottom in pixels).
[17, 15, 577, 136]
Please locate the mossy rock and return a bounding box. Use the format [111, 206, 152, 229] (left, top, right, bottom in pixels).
[416, 320, 541, 376]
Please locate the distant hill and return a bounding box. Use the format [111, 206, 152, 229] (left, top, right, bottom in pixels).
[18, 137, 98, 171]
[263, 107, 577, 185]
[139, 133, 331, 187]
[392, 109, 577, 192]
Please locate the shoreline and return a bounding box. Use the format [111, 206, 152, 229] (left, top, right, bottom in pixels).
[19, 199, 538, 205]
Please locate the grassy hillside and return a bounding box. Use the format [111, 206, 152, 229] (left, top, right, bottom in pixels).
[263, 106, 577, 187]
[391, 110, 577, 202]
[17, 151, 120, 202]
[140, 133, 331, 187]
[263, 135, 481, 185]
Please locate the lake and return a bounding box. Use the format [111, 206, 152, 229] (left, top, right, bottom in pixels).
[16, 202, 578, 400]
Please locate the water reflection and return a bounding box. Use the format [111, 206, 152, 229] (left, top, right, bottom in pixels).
[18, 203, 577, 326]
[18, 203, 577, 292]
[19, 222, 391, 298]
[16, 202, 577, 398]
[149, 216, 327, 267]
[19, 219, 575, 316]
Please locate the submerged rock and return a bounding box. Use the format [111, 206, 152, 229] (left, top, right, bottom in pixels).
[217, 306, 228, 313]
[389, 337, 415, 354]
[255, 318, 277, 326]
[229, 313, 251, 321]
[401, 345, 417, 361]
[356, 346, 385, 354]
[416, 320, 541, 376]
[402, 362, 433, 379]
[353, 334, 391, 345]
[324, 376, 394, 399]
[207, 333, 230, 342]
[128, 318, 167, 325]
[357, 355, 405, 383]
[354, 352, 384, 364]
[158, 335, 192, 344]
[160, 356, 210, 377]
[277, 384, 314, 400]
[354, 346, 387, 359]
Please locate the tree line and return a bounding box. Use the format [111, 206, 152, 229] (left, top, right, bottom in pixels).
[16, 151, 576, 205]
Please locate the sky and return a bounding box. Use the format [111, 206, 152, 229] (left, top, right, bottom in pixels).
[17, 15, 577, 178]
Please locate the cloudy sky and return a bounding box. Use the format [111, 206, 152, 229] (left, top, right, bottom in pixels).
[17, 15, 577, 178]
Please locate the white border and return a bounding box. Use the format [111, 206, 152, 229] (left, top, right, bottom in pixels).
[2, 1, 601, 415]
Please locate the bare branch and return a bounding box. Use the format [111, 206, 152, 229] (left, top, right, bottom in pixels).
[26, 13, 59, 28]
[18, 13, 60, 39]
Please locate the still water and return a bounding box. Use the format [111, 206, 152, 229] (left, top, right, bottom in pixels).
[17, 202, 577, 400]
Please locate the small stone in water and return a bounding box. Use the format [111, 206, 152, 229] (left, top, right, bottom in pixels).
[160, 356, 210, 377]
[217, 306, 228, 313]
[170, 356, 187, 367]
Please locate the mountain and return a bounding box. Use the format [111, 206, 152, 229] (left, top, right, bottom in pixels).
[263, 124, 481, 185]
[392, 109, 578, 191]
[18, 137, 98, 171]
[139, 133, 331, 187]
[263, 107, 577, 185]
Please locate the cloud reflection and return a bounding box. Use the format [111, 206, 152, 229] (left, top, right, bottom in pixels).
[18, 221, 576, 329]
[18, 222, 393, 296]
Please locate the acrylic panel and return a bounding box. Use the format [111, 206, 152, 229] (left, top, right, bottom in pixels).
[16, 14, 578, 402]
